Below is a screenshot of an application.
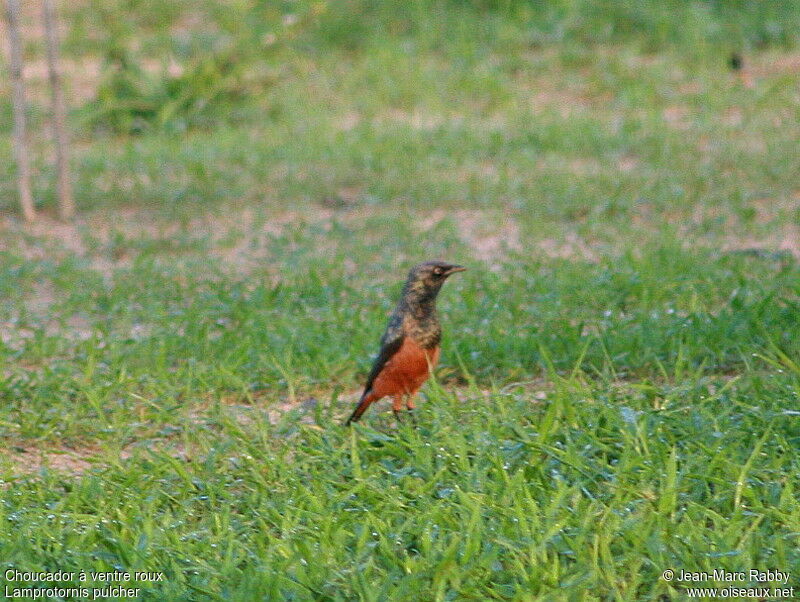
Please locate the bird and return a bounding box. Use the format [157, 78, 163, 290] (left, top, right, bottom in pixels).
[345, 261, 466, 425]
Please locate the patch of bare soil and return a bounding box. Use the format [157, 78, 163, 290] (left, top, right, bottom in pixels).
[418, 208, 523, 263]
[0, 207, 324, 276]
[2, 205, 527, 274]
[720, 224, 800, 258]
[538, 233, 599, 262]
[0, 438, 197, 479]
[679, 199, 800, 258]
[377, 108, 448, 131]
[2, 443, 101, 478]
[1, 205, 609, 314]
[748, 52, 800, 78]
[662, 105, 693, 130]
[420, 204, 596, 264]
[529, 88, 604, 118]
[0, 381, 553, 478]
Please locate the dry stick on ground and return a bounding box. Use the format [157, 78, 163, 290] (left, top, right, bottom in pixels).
[42, 0, 74, 220]
[5, 0, 36, 221]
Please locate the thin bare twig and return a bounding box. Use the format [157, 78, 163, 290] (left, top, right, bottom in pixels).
[5, 0, 36, 221]
[42, 0, 74, 219]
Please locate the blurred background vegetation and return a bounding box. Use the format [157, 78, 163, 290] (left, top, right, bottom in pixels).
[76, 0, 797, 132]
[1, 0, 799, 213]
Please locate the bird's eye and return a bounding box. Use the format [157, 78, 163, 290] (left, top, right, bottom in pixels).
[433, 267, 443, 275]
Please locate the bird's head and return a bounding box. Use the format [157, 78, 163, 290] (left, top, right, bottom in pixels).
[403, 261, 466, 303]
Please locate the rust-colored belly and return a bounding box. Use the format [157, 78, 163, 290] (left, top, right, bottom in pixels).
[371, 338, 440, 398]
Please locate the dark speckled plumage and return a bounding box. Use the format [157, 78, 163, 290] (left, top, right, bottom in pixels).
[345, 261, 465, 425]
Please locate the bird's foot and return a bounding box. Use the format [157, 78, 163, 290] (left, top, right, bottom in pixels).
[394, 409, 418, 427]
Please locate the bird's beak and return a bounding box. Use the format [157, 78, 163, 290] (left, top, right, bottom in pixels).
[444, 265, 466, 275]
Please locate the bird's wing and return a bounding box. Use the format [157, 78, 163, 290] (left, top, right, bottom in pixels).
[360, 313, 404, 398]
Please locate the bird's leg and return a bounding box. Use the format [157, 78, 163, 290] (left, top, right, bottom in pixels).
[392, 395, 404, 423]
[406, 394, 418, 425]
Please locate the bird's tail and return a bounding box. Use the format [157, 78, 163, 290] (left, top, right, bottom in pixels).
[345, 391, 377, 425]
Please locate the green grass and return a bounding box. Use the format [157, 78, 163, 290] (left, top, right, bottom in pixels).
[2, 0, 800, 599]
[2, 213, 800, 599]
[2, 374, 799, 599]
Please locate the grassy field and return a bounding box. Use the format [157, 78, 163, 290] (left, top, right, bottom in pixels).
[2, 0, 800, 599]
